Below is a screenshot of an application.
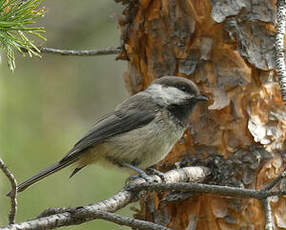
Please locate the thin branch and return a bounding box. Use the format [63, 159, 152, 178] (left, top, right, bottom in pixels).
[260, 168, 286, 230]
[262, 170, 286, 191]
[12, 209, 171, 230]
[275, 0, 286, 103]
[40, 47, 121, 56]
[71, 210, 171, 230]
[20, 46, 121, 56]
[262, 198, 274, 230]
[37, 208, 69, 218]
[114, 0, 138, 4]
[128, 182, 286, 200]
[0, 157, 17, 225]
[0, 166, 209, 230]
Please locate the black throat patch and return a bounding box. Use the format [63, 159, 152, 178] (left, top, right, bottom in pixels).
[166, 100, 197, 127]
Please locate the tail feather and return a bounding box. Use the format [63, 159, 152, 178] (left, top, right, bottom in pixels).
[7, 158, 77, 196]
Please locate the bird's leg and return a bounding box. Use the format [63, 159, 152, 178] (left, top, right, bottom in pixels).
[121, 162, 153, 183]
[146, 167, 166, 182]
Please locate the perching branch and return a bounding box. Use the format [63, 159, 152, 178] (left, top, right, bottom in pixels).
[0, 166, 210, 230]
[127, 182, 286, 200]
[127, 174, 284, 230]
[1, 163, 286, 230]
[275, 0, 286, 103]
[21, 46, 121, 56]
[0, 157, 17, 225]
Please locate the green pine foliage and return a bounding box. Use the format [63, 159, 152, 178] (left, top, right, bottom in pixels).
[0, 0, 46, 71]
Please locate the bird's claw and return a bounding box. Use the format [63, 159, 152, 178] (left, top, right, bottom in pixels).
[146, 168, 166, 183]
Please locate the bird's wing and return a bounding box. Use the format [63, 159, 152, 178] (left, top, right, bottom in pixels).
[15, 93, 157, 193]
[60, 93, 157, 163]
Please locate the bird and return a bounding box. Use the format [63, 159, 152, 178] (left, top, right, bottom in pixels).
[13, 76, 208, 194]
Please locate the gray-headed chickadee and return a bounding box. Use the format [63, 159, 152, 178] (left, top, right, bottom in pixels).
[14, 76, 208, 194]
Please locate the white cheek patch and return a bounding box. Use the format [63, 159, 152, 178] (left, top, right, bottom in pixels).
[147, 84, 192, 105]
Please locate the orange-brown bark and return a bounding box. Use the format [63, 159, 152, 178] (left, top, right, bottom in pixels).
[116, 0, 285, 229]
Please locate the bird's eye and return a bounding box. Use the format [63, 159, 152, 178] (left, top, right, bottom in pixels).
[180, 86, 187, 92]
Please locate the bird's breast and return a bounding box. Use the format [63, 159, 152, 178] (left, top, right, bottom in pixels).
[101, 110, 186, 169]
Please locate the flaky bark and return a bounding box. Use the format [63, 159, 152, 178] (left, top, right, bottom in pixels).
[116, 0, 285, 229]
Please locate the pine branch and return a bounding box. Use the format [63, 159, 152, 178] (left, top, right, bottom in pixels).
[0, 0, 46, 71]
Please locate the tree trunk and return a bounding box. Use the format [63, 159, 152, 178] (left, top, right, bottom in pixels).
[116, 0, 285, 229]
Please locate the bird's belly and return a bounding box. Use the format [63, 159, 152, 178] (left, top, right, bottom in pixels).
[101, 119, 185, 169]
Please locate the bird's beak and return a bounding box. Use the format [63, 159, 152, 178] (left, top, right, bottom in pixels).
[195, 95, 208, 102]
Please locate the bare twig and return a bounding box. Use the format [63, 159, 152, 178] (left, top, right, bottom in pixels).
[0, 166, 209, 230]
[261, 169, 286, 230]
[20, 47, 121, 56]
[262, 198, 274, 230]
[127, 182, 286, 200]
[262, 170, 286, 191]
[0, 157, 17, 224]
[275, 0, 286, 103]
[72, 210, 171, 230]
[40, 47, 121, 56]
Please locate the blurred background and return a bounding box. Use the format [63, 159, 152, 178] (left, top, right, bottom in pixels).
[0, 1, 133, 229]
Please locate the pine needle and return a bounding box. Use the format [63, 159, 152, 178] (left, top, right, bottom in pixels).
[0, 0, 46, 71]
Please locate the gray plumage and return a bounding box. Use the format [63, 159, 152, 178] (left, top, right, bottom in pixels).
[12, 76, 207, 195]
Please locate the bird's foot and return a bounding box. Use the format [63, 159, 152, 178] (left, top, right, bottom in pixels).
[146, 167, 166, 183]
[125, 174, 153, 185]
[125, 175, 140, 185]
[122, 162, 154, 183]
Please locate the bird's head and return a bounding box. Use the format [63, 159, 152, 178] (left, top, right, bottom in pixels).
[147, 76, 208, 107]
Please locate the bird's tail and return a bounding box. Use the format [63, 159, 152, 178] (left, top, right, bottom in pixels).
[7, 158, 77, 196]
